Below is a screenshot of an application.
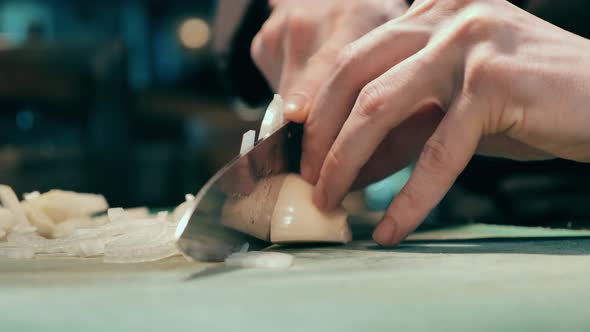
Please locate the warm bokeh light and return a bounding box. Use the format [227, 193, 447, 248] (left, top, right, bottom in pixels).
[178, 18, 210, 50]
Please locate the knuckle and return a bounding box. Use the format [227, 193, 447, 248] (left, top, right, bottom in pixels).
[333, 44, 358, 77]
[454, 3, 496, 40]
[285, 10, 314, 35]
[463, 45, 501, 94]
[307, 46, 339, 67]
[324, 148, 345, 173]
[355, 81, 386, 118]
[254, 22, 281, 55]
[419, 138, 454, 172]
[250, 34, 263, 63]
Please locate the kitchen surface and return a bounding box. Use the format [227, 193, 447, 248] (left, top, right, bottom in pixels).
[3, 224, 590, 332]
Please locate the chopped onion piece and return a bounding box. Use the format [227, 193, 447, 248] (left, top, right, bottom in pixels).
[26, 190, 108, 223]
[22, 202, 55, 238]
[259, 94, 284, 140]
[12, 224, 37, 233]
[52, 217, 106, 239]
[77, 239, 105, 257]
[225, 251, 294, 269]
[157, 211, 168, 222]
[23, 191, 40, 201]
[0, 186, 191, 263]
[0, 184, 31, 229]
[107, 208, 126, 223]
[0, 208, 15, 231]
[240, 130, 256, 155]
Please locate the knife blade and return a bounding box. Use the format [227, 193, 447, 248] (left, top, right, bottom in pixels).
[175, 122, 303, 262]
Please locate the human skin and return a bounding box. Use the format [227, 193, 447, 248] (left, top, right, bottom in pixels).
[307, 0, 590, 246]
[252, 0, 590, 246]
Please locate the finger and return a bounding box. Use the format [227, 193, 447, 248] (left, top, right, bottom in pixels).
[251, 11, 288, 91]
[314, 48, 450, 211]
[372, 97, 483, 246]
[300, 20, 430, 183]
[276, 10, 321, 97]
[351, 106, 443, 190]
[280, 14, 425, 123]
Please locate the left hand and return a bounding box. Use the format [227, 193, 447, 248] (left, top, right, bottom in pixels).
[310, 0, 590, 246]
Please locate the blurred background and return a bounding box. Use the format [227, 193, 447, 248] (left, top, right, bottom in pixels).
[0, 0, 271, 208]
[1, 0, 590, 230]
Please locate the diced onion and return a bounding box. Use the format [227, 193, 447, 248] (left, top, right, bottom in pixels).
[224, 251, 294, 269]
[258, 94, 284, 140]
[240, 130, 256, 155]
[0, 185, 187, 263]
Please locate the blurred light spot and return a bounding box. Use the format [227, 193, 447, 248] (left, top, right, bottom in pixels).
[178, 18, 210, 49]
[16, 109, 34, 131]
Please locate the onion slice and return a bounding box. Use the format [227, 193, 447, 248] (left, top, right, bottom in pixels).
[224, 251, 294, 269]
[258, 94, 284, 140]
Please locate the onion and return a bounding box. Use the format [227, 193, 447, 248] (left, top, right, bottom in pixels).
[0, 188, 184, 263]
[258, 94, 284, 140]
[0, 184, 32, 230]
[22, 202, 55, 238]
[25, 190, 108, 223]
[224, 251, 294, 269]
[0, 208, 15, 231]
[240, 130, 256, 155]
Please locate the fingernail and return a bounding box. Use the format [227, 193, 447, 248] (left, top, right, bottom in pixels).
[372, 218, 397, 246]
[284, 94, 307, 114]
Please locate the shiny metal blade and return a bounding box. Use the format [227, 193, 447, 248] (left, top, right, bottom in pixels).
[175, 122, 303, 262]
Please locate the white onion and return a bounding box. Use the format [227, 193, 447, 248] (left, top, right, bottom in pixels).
[22, 202, 55, 238]
[0, 185, 188, 263]
[107, 208, 126, 223]
[0, 208, 15, 231]
[76, 239, 105, 257]
[23, 191, 40, 201]
[258, 94, 284, 140]
[25, 190, 108, 223]
[224, 251, 294, 269]
[240, 130, 256, 155]
[0, 184, 32, 230]
[52, 217, 107, 239]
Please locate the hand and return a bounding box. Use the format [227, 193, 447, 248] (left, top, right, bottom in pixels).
[251, 0, 408, 124]
[310, 0, 590, 246]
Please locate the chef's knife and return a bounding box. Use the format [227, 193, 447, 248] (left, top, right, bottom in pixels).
[175, 122, 303, 262]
